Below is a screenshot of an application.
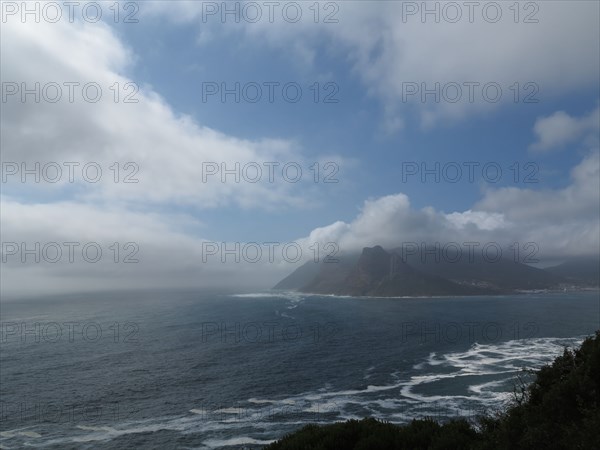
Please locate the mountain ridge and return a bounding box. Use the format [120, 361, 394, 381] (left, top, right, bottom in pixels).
[273, 245, 596, 297]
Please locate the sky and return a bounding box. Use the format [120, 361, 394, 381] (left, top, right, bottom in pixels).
[1, 0, 599, 296]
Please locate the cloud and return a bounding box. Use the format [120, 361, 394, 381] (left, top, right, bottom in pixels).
[146, 1, 600, 129]
[296, 150, 599, 261]
[530, 106, 600, 152]
[298, 193, 510, 254]
[0, 196, 299, 297]
[0, 18, 338, 211]
[445, 210, 507, 231]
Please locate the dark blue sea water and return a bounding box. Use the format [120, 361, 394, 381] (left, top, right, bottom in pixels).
[1, 290, 598, 449]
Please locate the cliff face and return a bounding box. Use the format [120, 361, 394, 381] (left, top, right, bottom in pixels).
[339, 246, 392, 295]
[274, 245, 566, 297]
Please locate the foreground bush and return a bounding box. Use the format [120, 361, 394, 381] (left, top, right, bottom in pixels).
[266, 331, 600, 450]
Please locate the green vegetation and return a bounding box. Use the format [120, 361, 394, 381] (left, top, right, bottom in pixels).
[266, 331, 600, 449]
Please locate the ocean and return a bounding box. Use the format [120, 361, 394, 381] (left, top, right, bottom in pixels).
[1, 290, 598, 449]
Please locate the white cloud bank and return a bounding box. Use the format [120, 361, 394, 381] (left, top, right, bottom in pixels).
[1, 18, 341, 210]
[298, 150, 599, 261]
[147, 1, 600, 130]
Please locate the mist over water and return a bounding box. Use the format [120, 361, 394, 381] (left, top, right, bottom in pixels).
[1, 291, 597, 449]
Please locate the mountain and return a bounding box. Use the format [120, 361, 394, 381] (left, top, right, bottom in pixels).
[396, 246, 563, 291]
[300, 253, 361, 294]
[273, 257, 324, 290]
[546, 256, 600, 286]
[273, 245, 567, 297]
[330, 246, 489, 297]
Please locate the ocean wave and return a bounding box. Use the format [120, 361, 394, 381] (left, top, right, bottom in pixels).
[0, 428, 42, 439]
[231, 292, 304, 301]
[202, 437, 276, 448]
[228, 335, 588, 427]
[399, 335, 586, 410]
